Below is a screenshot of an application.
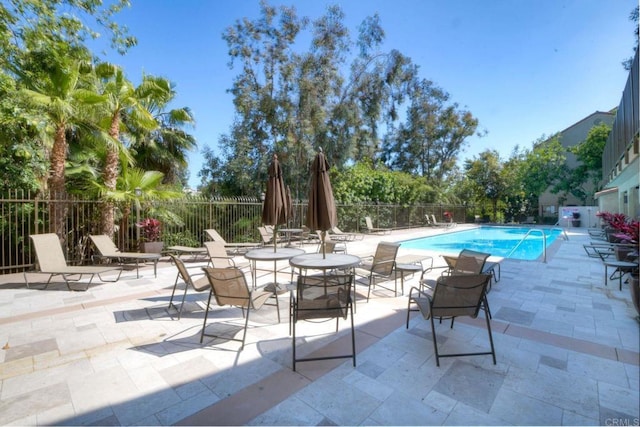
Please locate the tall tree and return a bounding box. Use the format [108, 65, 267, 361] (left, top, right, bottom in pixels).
[384, 78, 479, 183]
[464, 150, 506, 221]
[554, 123, 611, 204]
[2, 0, 135, 237]
[0, 0, 135, 72]
[91, 63, 157, 238]
[519, 135, 566, 213]
[129, 75, 196, 187]
[209, 2, 425, 199]
[18, 51, 103, 237]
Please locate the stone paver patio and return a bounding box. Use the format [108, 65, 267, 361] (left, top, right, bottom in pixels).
[0, 226, 638, 425]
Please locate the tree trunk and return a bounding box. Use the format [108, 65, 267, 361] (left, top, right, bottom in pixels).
[48, 124, 69, 240]
[100, 115, 121, 239]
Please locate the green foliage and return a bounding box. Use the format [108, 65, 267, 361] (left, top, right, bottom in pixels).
[557, 123, 611, 202]
[162, 231, 200, 248]
[208, 1, 474, 203]
[332, 160, 434, 204]
[384, 79, 480, 182]
[463, 150, 507, 221]
[519, 135, 566, 205]
[0, 72, 48, 192]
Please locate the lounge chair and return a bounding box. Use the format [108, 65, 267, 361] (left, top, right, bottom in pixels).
[204, 229, 261, 254]
[258, 226, 286, 246]
[364, 216, 392, 234]
[204, 241, 250, 270]
[330, 226, 364, 241]
[26, 233, 122, 291]
[430, 214, 455, 228]
[201, 267, 279, 349]
[89, 234, 161, 278]
[587, 228, 606, 240]
[424, 215, 437, 227]
[290, 273, 355, 371]
[406, 273, 495, 366]
[583, 243, 615, 259]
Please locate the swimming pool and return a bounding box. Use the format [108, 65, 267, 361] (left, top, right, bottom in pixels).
[400, 226, 564, 260]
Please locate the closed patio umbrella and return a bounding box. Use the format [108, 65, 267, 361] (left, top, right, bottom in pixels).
[262, 154, 289, 252]
[305, 148, 337, 258]
[285, 185, 294, 227]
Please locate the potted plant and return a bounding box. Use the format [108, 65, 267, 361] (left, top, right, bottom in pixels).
[137, 218, 164, 253]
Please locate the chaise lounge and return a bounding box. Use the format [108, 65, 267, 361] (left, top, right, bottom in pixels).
[89, 234, 161, 278]
[26, 233, 122, 291]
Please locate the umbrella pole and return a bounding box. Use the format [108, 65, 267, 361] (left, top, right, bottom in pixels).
[273, 225, 278, 252]
[321, 231, 326, 259]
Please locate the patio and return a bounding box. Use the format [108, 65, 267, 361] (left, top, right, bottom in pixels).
[0, 226, 638, 425]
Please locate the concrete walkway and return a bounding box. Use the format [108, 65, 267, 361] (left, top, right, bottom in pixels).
[0, 226, 638, 425]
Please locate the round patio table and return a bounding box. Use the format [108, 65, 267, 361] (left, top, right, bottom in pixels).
[289, 253, 361, 272]
[244, 247, 305, 290]
[279, 228, 304, 247]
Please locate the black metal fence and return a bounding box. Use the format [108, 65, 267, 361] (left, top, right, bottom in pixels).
[0, 189, 467, 273]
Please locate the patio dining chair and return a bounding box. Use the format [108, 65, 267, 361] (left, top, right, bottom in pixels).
[204, 228, 261, 254]
[201, 267, 278, 350]
[420, 249, 495, 318]
[168, 254, 211, 319]
[354, 241, 400, 303]
[406, 273, 495, 366]
[290, 273, 355, 371]
[435, 249, 498, 287]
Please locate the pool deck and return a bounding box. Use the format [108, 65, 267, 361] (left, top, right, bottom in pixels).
[0, 225, 638, 425]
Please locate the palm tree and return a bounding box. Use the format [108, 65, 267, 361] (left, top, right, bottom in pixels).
[92, 63, 158, 238]
[19, 55, 104, 238]
[102, 166, 182, 251]
[128, 75, 196, 186]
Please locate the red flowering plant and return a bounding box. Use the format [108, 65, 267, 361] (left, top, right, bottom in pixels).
[136, 218, 162, 242]
[443, 211, 453, 222]
[596, 212, 628, 230]
[597, 212, 639, 244]
[613, 220, 639, 244]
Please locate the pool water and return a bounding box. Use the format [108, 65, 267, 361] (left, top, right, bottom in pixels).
[400, 226, 564, 261]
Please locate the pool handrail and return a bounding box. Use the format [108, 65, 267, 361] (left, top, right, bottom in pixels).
[507, 229, 547, 263]
[551, 227, 569, 241]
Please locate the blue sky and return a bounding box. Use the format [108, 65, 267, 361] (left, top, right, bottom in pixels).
[93, 0, 637, 189]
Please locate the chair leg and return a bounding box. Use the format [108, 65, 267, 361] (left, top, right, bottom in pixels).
[200, 290, 215, 343]
[292, 309, 297, 372]
[349, 303, 356, 367]
[240, 307, 250, 351]
[406, 297, 415, 328]
[273, 292, 281, 323]
[429, 311, 440, 367]
[484, 299, 497, 364]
